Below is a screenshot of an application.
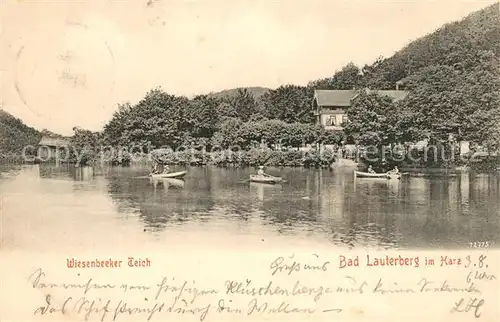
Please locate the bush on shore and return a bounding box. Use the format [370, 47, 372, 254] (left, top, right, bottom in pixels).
[148, 147, 337, 168]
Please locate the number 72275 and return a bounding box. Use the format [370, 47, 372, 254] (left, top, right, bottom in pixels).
[469, 241, 490, 248]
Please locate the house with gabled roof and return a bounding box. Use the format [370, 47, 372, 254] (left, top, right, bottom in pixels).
[37, 136, 70, 161]
[312, 88, 409, 131]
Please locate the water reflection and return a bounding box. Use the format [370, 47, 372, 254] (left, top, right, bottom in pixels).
[38, 164, 95, 181]
[0, 164, 22, 181]
[249, 182, 282, 202]
[150, 178, 185, 190]
[72, 166, 94, 181]
[1, 164, 499, 249]
[103, 166, 499, 249]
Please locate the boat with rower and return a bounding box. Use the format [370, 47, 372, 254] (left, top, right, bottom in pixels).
[249, 174, 283, 184]
[354, 171, 401, 180]
[150, 170, 187, 179]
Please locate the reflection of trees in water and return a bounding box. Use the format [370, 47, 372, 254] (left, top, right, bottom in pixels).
[105, 166, 500, 247]
[469, 174, 498, 204]
[417, 179, 456, 247]
[251, 171, 322, 232]
[339, 180, 401, 249]
[38, 165, 99, 194]
[38, 164, 96, 182]
[38, 164, 73, 180]
[466, 174, 499, 243]
[0, 164, 22, 180]
[71, 167, 94, 181]
[107, 169, 216, 230]
[258, 197, 319, 230]
[204, 167, 255, 219]
[105, 166, 324, 232]
[398, 175, 499, 249]
[335, 175, 500, 249]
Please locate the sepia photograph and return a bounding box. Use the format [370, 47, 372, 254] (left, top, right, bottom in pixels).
[1, 1, 499, 321]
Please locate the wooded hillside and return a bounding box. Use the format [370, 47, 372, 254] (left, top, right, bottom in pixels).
[2, 3, 498, 160]
[343, 3, 499, 148]
[363, 3, 499, 89]
[0, 110, 41, 157]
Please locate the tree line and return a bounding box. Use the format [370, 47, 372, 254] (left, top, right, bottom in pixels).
[3, 3, 498, 168]
[96, 4, 499, 157]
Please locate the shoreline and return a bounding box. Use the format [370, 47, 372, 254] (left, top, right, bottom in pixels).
[2, 162, 499, 175]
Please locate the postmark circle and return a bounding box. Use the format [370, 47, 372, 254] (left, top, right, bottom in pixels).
[14, 22, 116, 122]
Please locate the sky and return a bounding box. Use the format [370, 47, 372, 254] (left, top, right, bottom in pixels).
[0, 0, 496, 135]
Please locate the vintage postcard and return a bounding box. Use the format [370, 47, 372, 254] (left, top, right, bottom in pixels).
[1, 0, 499, 321]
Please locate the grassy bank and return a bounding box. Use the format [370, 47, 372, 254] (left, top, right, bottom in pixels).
[0, 153, 28, 164]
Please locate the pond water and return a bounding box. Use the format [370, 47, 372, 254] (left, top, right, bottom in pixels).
[1, 164, 499, 251]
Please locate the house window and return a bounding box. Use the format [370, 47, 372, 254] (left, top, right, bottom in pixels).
[342, 115, 348, 124]
[326, 116, 336, 126]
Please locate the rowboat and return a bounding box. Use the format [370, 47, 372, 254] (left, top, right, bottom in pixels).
[354, 171, 387, 178]
[150, 171, 187, 179]
[249, 175, 283, 184]
[354, 171, 400, 180]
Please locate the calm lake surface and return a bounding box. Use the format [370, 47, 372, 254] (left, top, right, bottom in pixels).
[1, 164, 499, 251]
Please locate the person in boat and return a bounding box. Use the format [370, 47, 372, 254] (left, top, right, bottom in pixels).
[387, 166, 399, 175]
[257, 165, 269, 177]
[367, 165, 376, 173]
[151, 162, 159, 175]
[162, 165, 170, 174]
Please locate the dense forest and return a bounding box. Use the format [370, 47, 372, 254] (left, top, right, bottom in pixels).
[0, 110, 41, 161]
[100, 4, 499, 151]
[1, 3, 498, 167]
